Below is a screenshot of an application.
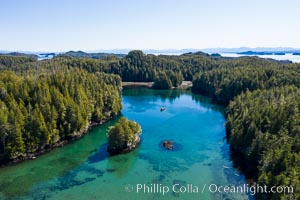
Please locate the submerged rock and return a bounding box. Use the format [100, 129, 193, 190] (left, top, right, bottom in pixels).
[162, 140, 174, 150]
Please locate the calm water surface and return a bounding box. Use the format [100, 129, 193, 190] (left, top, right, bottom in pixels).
[220, 53, 300, 63]
[0, 89, 250, 200]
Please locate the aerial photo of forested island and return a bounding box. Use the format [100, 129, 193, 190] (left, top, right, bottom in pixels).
[0, 1, 299, 200]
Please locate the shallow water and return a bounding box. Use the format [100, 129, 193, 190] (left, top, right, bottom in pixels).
[0, 88, 250, 200]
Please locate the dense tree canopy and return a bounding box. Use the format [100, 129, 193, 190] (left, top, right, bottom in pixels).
[190, 56, 300, 199]
[107, 117, 141, 154]
[0, 68, 122, 163]
[192, 63, 300, 104]
[1, 51, 300, 199]
[152, 72, 173, 89]
[226, 86, 300, 200]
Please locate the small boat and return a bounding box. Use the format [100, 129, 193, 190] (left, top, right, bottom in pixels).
[160, 107, 165, 112]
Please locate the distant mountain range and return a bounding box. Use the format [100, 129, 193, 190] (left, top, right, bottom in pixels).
[1, 48, 300, 58]
[88, 47, 300, 54]
[201, 47, 300, 53]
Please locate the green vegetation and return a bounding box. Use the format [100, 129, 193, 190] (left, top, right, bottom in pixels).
[192, 62, 300, 104]
[0, 55, 36, 70]
[192, 61, 300, 199]
[1, 50, 300, 199]
[152, 72, 172, 89]
[0, 67, 122, 164]
[226, 86, 300, 200]
[0, 52, 38, 60]
[191, 58, 300, 199]
[57, 51, 125, 59]
[107, 117, 142, 154]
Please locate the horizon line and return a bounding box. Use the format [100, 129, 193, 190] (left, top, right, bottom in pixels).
[1, 46, 300, 54]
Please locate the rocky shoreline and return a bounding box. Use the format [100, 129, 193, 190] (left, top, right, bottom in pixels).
[122, 82, 153, 88]
[107, 135, 141, 155]
[122, 81, 192, 89]
[0, 118, 112, 167]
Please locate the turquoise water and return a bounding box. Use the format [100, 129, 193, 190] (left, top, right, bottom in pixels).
[0, 88, 250, 200]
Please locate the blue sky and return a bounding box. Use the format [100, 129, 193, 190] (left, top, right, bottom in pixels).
[1, 0, 300, 51]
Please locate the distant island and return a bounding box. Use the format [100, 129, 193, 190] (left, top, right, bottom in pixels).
[57, 51, 126, 59]
[237, 51, 285, 55]
[0, 52, 38, 60]
[0, 51, 126, 61]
